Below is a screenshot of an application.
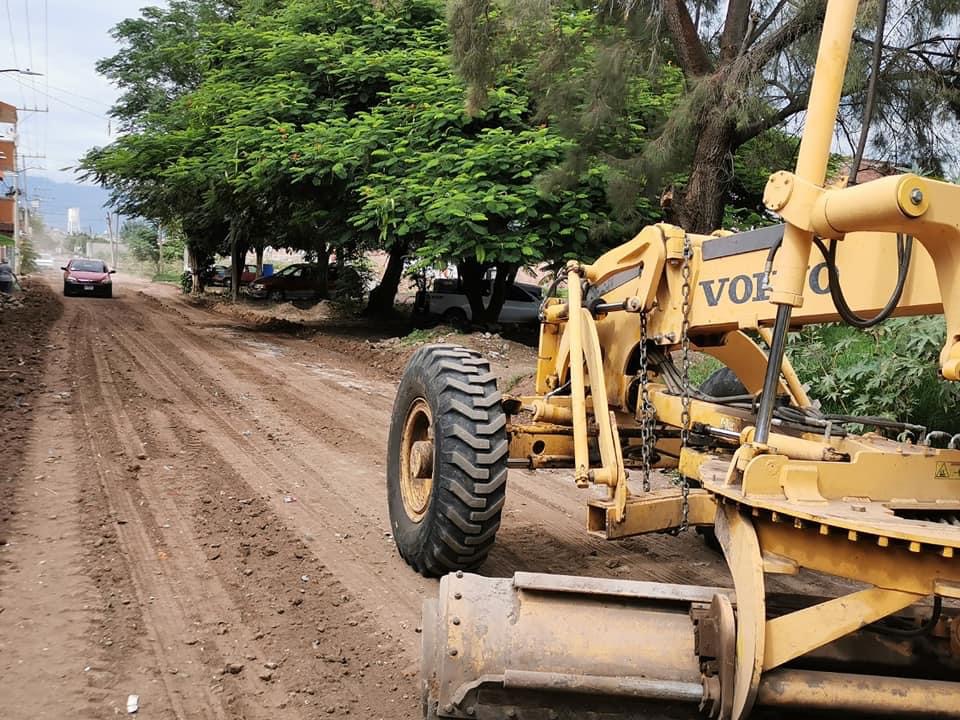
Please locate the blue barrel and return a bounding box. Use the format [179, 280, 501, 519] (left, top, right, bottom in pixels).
[262, 263, 274, 277]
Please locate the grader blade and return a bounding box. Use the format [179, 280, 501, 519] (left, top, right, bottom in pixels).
[422, 572, 960, 720]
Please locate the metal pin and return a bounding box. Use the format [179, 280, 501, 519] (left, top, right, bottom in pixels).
[910, 188, 924, 205]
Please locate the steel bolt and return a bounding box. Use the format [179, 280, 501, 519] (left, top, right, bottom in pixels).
[910, 188, 924, 206]
[444, 704, 454, 714]
[466, 707, 476, 716]
[454, 592, 462, 600]
[456, 570, 464, 578]
[506, 709, 517, 718]
[452, 616, 461, 625]
[449, 648, 458, 656]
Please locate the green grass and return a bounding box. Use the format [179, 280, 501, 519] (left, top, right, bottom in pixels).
[152, 270, 183, 283]
[503, 373, 530, 392]
[688, 353, 724, 387]
[400, 328, 443, 346]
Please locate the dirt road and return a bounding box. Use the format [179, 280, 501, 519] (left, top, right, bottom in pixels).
[2, 276, 743, 719]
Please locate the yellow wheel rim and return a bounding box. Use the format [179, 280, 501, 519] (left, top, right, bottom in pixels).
[400, 398, 434, 523]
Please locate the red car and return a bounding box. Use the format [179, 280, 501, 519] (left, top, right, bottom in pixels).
[62, 258, 115, 298]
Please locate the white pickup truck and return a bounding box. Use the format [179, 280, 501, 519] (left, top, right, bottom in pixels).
[414, 278, 543, 326]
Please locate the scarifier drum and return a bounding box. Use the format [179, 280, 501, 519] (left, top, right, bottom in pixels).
[423, 573, 960, 719]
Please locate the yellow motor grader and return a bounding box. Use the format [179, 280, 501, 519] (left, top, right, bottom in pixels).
[387, 3, 960, 718]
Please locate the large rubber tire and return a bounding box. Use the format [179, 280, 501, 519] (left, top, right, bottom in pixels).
[268, 289, 284, 303]
[699, 366, 747, 397]
[387, 345, 508, 576]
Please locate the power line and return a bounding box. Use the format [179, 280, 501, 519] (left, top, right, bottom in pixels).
[42, 80, 111, 109]
[22, 0, 36, 115]
[43, 0, 48, 163]
[22, 0, 31, 71]
[6, 74, 106, 119]
[3, 0, 26, 108]
[4, 0, 18, 69]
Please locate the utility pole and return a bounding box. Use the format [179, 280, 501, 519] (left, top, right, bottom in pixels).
[13, 153, 46, 271]
[11, 117, 19, 273]
[106, 212, 117, 268]
[157, 223, 164, 276]
[11, 160, 18, 273]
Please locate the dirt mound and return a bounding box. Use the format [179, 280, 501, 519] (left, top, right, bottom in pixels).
[221, 299, 335, 326]
[363, 327, 539, 393]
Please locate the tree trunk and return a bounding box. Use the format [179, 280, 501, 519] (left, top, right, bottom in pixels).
[458, 259, 489, 327]
[475, 263, 516, 325]
[674, 114, 736, 234]
[364, 241, 408, 316]
[315, 245, 330, 299]
[188, 244, 202, 295]
[255, 244, 265, 276]
[229, 223, 249, 302]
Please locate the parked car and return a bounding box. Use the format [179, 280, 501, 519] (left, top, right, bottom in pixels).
[248, 263, 363, 302]
[248, 263, 323, 301]
[62, 258, 115, 298]
[202, 263, 257, 288]
[35, 253, 56, 269]
[414, 277, 543, 325]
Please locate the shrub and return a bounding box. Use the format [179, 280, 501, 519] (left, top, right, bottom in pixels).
[788, 318, 960, 434]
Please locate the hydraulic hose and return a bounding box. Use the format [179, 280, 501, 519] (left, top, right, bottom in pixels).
[813, 233, 913, 329]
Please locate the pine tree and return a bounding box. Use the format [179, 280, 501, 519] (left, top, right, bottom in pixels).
[449, 0, 960, 233]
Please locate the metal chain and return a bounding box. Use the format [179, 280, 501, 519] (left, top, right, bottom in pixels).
[678, 235, 693, 531]
[639, 310, 652, 493]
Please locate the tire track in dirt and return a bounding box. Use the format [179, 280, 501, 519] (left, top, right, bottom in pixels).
[101, 315, 430, 651]
[69, 294, 419, 718]
[71, 306, 234, 720]
[115, 290, 738, 603]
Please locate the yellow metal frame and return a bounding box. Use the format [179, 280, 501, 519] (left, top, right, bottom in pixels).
[501, 2, 960, 716]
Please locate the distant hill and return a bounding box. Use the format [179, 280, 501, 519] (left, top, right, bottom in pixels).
[25, 176, 112, 235]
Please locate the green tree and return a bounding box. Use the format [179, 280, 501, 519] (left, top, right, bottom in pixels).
[449, 1, 960, 233]
[84, 0, 672, 320]
[122, 220, 161, 269]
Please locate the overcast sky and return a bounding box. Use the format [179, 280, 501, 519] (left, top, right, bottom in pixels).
[0, 0, 147, 187]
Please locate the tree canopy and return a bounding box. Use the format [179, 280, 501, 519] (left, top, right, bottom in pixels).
[82, 0, 960, 319]
[449, 0, 960, 232]
[83, 0, 675, 318]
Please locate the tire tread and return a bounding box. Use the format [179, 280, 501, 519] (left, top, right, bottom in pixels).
[387, 344, 509, 576]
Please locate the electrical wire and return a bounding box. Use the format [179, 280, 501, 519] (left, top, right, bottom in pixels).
[22, 0, 31, 71]
[22, 0, 35, 114]
[7, 74, 106, 119]
[3, 0, 26, 109]
[40, 80, 111, 109]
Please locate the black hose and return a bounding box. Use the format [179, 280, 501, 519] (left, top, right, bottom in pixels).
[867, 596, 942, 637]
[813, 233, 913, 329]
